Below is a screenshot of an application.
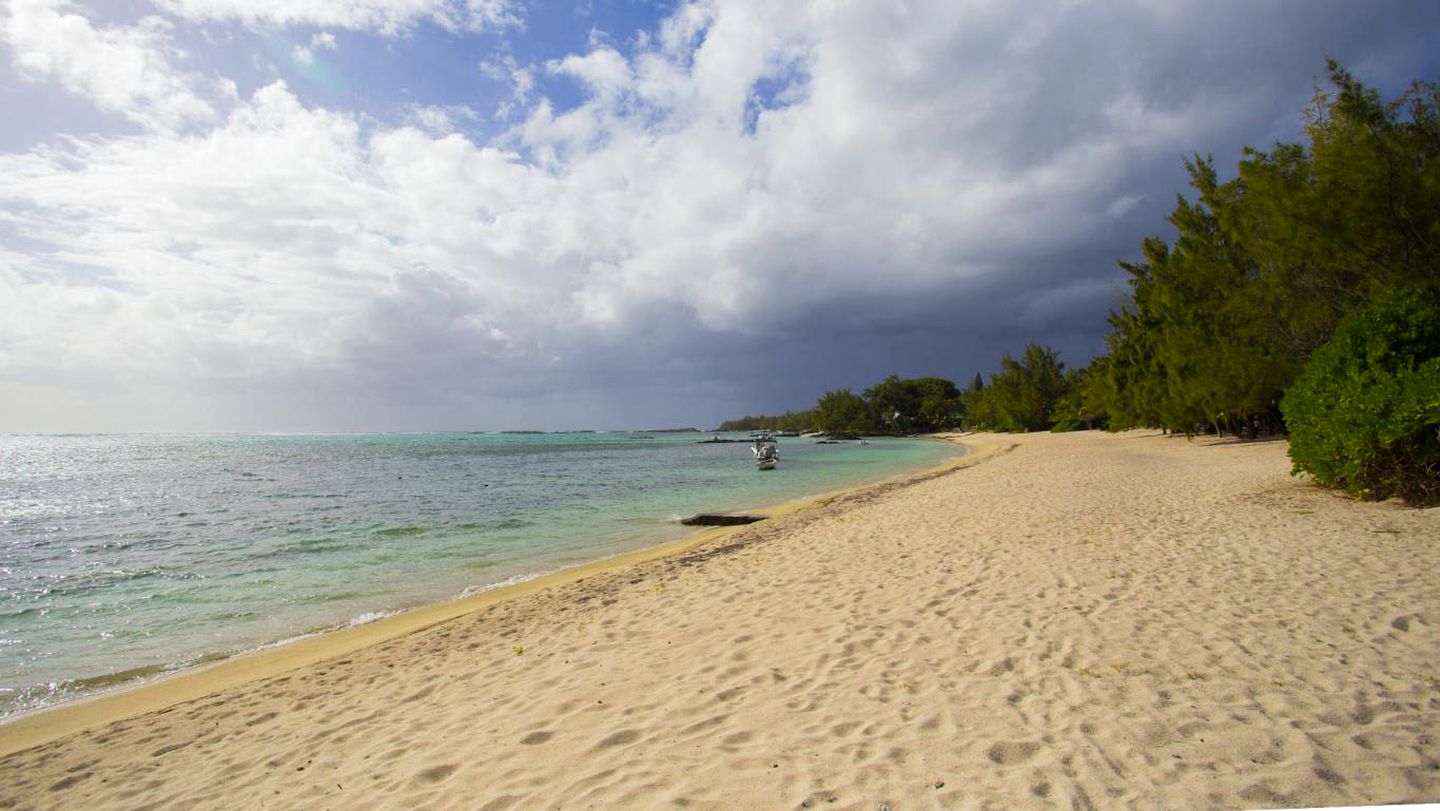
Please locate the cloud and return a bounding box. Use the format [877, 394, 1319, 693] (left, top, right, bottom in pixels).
[0, 80, 573, 399]
[1, 0, 1437, 429]
[2, 0, 227, 131]
[0, 83, 381, 381]
[480, 53, 536, 120]
[406, 103, 479, 134]
[150, 0, 521, 35]
[550, 47, 631, 101]
[505, 1, 1245, 335]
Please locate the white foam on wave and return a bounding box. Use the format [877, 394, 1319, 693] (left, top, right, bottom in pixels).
[348, 609, 400, 626]
[457, 570, 547, 599]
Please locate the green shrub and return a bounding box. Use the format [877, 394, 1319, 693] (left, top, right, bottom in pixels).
[1281, 291, 1440, 506]
[1050, 417, 1082, 433]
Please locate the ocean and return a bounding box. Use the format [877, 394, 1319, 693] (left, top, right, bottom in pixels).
[0, 431, 960, 718]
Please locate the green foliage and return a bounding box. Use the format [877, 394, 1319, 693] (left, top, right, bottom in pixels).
[1281, 292, 1440, 506]
[814, 389, 871, 433]
[1239, 62, 1440, 321]
[914, 378, 964, 430]
[1094, 62, 1440, 441]
[863, 375, 962, 432]
[968, 344, 1069, 432]
[1051, 363, 1105, 429]
[714, 410, 815, 432]
[864, 375, 920, 432]
[1096, 162, 1289, 434]
[719, 375, 963, 435]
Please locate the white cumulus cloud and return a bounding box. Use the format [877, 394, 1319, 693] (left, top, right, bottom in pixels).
[3, 0, 227, 131]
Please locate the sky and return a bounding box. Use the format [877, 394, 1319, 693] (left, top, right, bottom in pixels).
[2, 0, 1439, 432]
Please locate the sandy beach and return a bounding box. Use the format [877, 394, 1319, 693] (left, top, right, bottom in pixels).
[1, 430, 1437, 809]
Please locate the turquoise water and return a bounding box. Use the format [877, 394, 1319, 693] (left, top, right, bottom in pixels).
[0, 432, 960, 717]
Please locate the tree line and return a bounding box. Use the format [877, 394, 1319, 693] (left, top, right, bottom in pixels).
[719, 62, 1439, 503]
[1075, 62, 1437, 440]
[716, 375, 965, 434]
[1077, 61, 1439, 504]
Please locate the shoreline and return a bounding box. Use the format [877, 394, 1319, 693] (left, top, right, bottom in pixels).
[4, 429, 1434, 809]
[0, 435, 983, 758]
[0, 431, 962, 725]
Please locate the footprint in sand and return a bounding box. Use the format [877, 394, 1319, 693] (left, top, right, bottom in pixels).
[592, 728, 641, 750]
[1390, 613, 1428, 632]
[415, 763, 458, 784]
[986, 741, 1040, 765]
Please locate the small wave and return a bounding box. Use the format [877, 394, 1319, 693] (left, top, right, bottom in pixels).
[204, 609, 255, 622]
[348, 609, 398, 626]
[452, 518, 532, 532]
[24, 566, 199, 598]
[3, 660, 183, 719]
[67, 663, 170, 691]
[312, 591, 366, 603]
[457, 570, 546, 599]
[373, 526, 428, 538]
[274, 540, 350, 556]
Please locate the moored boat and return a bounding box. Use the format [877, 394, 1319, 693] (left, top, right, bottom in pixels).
[752, 434, 779, 469]
[756, 446, 778, 470]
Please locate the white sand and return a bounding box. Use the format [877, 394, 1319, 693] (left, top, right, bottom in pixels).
[1, 430, 1437, 809]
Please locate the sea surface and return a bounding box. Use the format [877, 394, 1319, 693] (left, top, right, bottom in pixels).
[0, 431, 960, 718]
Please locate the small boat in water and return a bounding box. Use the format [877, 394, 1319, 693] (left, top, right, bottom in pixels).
[752, 433, 779, 470]
[755, 445, 778, 469]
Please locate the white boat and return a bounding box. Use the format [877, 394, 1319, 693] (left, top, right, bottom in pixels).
[752, 435, 779, 469]
[756, 446, 778, 470]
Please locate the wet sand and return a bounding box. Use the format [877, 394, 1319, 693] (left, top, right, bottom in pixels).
[1, 430, 1437, 809]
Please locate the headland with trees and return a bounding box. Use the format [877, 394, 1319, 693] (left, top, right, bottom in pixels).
[717, 62, 1439, 506]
